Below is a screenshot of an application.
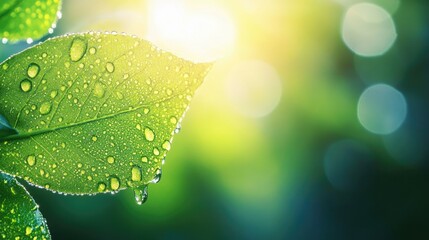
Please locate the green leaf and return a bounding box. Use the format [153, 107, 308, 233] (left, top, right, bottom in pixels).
[0, 32, 211, 200]
[0, 0, 62, 43]
[0, 173, 51, 239]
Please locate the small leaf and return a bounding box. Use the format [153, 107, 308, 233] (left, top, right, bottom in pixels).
[0, 173, 51, 239]
[0, 0, 62, 43]
[0, 32, 211, 197]
[0, 114, 17, 138]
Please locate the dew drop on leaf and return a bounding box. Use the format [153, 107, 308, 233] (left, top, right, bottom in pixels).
[69, 37, 87, 62]
[144, 128, 155, 142]
[89, 47, 96, 55]
[97, 182, 106, 192]
[107, 156, 115, 164]
[131, 166, 142, 182]
[26, 155, 36, 167]
[109, 176, 120, 191]
[162, 140, 171, 151]
[39, 102, 52, 115]
[105, 62, 115, 73]
[50, 90, 58, 98]
[27, 63, 40, 79]
[93, 82, 105, 98]
[141, 157, 148, 163]
[25, 226, 32, 235]
[20, 79, 32, 92]
[153, 147, 160, 156]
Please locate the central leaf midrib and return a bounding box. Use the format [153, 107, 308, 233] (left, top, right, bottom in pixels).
[0, 94, 178, 142]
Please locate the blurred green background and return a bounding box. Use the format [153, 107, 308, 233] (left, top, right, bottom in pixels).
[1, 0, 429, 239]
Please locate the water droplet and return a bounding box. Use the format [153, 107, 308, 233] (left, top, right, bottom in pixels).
[135, 124, 141, 130]
[89, 47, 96, 54]
[107, 156, 115, 164]
[133, 184, 148, 205]
[39, 102, 52, 115]
[94, 82, 105, 98]
[151, 168, 162, 184]
[26, 155, 36, 166]
[175, 122, 182, 134]
[162, 140, 171, 151]
[141, 157, 148, 163]
[92, 135, 98, 141]
[25, 226, 32, 235]
[26, 38, 33, 44]
[1, 38, 8, 44]
[2, 63, 8, 70]
[70, 37, 87, 62]
[27, 63, 40, 78]
[106, 62, 115, 73]
[115, 91, 124, 100]
[170, 117, 177, 124]
[109, 176, 120, 191]
[131, 166, 142, 182]
[144, 128, 155, 142]
[153, 147, 160, 156]
[50, 90, 58, 98]
[97, 182, 106, 192]
[20, 79, 32, 92]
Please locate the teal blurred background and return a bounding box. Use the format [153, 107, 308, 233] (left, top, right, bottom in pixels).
[1, 0, 429, 239]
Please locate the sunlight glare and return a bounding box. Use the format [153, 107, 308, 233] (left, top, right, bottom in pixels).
[146, 0, 237, 63]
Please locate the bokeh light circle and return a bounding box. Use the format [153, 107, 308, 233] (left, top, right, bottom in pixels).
[341, 3, 397, 57]
[333, 0, 401, 15]
[357, 84, 407, 135]
[324, 140, 375, 191]
[225, 60, 282, 118]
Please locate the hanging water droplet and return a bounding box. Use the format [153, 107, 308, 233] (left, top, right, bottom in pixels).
[39, 102, 52, 115]
[162, 140, 171, 151]
[20, 79, 32, 92]
[174, 122, 182, 134]
[151, 168, 162, 184]
[26, 155, 36, 166]
[131, 165, 142, 182]
[27, 63, 40, 78]
[26, 38, 33, 44]
[1, 38, 8, 44]
[69, 37, 87, 62]
[133, 184, 148, 205]
[107, 156, 115, 164]
[97, 182, 106, 192]
[109, 176, 120, 191]
[144, 128, 155, 142]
